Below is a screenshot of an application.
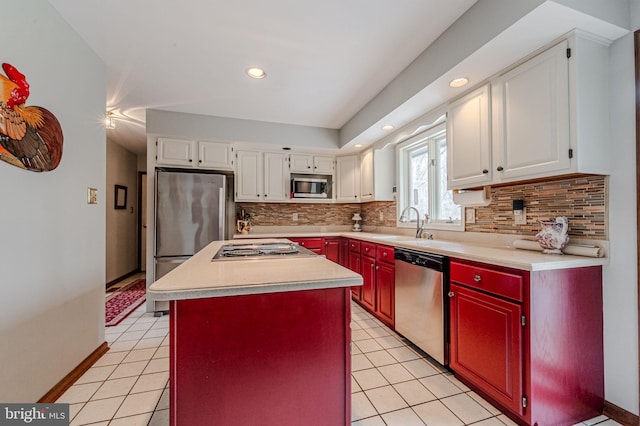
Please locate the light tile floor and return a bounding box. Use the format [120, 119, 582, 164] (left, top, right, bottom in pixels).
[57, 276, 620, 426]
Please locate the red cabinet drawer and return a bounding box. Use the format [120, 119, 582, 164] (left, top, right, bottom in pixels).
[361, 242, 376, 258]
[289, 237, 323, 250]
[376, 245, 394, 264]
[349, 239, 361, 253]
[450, 261, 524, 303]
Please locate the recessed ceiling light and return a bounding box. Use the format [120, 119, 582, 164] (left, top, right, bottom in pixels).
[381, 125, 394, 131]
[354, 144, 363, 148]
[449, 77, 469, 88]
[246, 67, 267, 79]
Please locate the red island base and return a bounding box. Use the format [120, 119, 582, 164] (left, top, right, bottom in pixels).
[169, 287, 352, 426]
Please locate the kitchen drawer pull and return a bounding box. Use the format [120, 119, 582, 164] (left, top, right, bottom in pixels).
[448, 291, 455, 297]
[474, 274, 482, 282]
[383, 252, 387, 257]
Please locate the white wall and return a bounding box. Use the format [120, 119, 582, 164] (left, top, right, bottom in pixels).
[603, 0, 639, 414]
[0, 1, 106, 402]
[106, 140, 139, 283]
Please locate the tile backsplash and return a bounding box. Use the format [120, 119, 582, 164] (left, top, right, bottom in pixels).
[236, 202, 360, 226]
[467, 175, 606, 239]
[237, 175, 607, 239]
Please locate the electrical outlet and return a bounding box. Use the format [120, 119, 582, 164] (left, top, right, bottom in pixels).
[292, 213, 299, 222]
[87, 188, 97, 204]
[514, 207, 527, 225]
[379, 212, 384, 221]
[465, 208, 475, 224]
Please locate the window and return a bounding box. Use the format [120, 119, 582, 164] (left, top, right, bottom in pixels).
[396, 123, 462, 230]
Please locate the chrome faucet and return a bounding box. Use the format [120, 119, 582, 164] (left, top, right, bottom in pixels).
[399, 206, 423, 238]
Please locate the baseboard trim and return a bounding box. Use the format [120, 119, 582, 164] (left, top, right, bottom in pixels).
[38, 342, 109, 403]
[603, 400, 638, 426]
[106, 270, 139, 290]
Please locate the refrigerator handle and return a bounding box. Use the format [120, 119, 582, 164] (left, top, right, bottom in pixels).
[219, 186, 225, 240]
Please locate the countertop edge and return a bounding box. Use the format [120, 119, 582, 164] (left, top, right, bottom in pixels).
[149, 276, 363, 301]
[235, 232, 608, 271]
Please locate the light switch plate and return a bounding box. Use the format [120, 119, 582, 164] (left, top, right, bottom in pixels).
[465, 208, 475, 224]
[87, 188, 98, 204]
[292, 213, 299, 222]
[514, 207, 527, 225]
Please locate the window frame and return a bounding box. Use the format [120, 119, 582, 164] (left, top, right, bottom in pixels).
[396, 122, 464, 232]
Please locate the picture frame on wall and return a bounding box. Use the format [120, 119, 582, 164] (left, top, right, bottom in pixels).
[115, 185, 127, 209]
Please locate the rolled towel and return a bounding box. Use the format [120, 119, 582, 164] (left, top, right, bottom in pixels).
[512, 239, 603, 258]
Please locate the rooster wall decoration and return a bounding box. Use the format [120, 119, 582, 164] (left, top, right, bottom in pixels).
[0, 63, 63, 172]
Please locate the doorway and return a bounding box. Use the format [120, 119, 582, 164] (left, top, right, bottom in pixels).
[138, 172, 147, 272]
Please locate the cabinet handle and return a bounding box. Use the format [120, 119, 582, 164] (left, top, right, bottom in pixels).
[376, 265, 379, 270]
[199, 160, 202, 163]
[497, 166, 504, 171]
[256, 194, 260, 197]
[383, 252, 387, 257]
[482, 169, 488, 174]
[474, 274, 482, 282]
[189, 159, 193, 162]
[308, 166, 311, 169]
[264, 194, 267, 197]
[448, 291, 455, 297]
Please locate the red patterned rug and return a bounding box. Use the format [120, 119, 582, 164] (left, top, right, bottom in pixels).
[105, 279, 146, 326]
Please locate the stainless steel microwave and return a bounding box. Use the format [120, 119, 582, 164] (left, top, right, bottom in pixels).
[291, 177, 328, 198]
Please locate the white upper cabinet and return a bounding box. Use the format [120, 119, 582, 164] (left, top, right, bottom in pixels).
[235, 150, 263, 201]
[156, 138, 233, 170]
[447, 32, 611, 190]
[289, 154, 334, 174]
[263, 152, 288, 201]
[336, 155, 360, 202]
[156, 138, 195, 167]
[492, 40, 570, 181]
[360, 148, 395, 201]
[235, 150, 288, 202]
[447, 84, 492, 189]
[198, 141, 234, 170]
[313, 155, 335, 174]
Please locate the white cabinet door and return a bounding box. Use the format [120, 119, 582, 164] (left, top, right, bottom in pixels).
[263, 152, 288, 201]
[156, 138, 195, 167]
[289, 154, 314, 172]
[493, 40, 570, 181]
[360, 149, 374, 201]
[336, 155, 360, 202]
[235, 150, 263, 201]
[198, 141, 233, 170]
[313, 155, 334, 174]
[447, 84, 492, 189]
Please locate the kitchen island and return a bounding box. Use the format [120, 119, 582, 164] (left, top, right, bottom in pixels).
[148, 239, 362, 426]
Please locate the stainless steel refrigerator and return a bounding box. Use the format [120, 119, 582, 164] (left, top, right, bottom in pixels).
[154, 169, 229, 283]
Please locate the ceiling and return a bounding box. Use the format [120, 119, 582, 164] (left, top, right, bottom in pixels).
[47, 0, 479, 155]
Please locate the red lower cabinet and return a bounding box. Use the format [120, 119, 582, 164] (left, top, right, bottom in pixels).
[449, 259, 604, 426]
[449, 282, 523, 416]
[375, 260, 395, 328]
[324, 237, 341, 263]
[170, 287, 352, 426]
[353, 242, 395, 328]
[360, 254, 376, 312]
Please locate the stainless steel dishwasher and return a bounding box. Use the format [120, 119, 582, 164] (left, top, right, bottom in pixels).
[394, 248, 449, 366]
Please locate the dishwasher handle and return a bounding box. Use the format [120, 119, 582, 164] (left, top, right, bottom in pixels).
[394, 248, 446, 272]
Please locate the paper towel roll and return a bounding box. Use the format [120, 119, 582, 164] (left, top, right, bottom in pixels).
[452, 188, 491, 206]
[512, 239, 603, 258]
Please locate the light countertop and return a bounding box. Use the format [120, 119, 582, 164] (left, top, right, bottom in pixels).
[235, 231, 608, 272]
[148, 239, 363, 301]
